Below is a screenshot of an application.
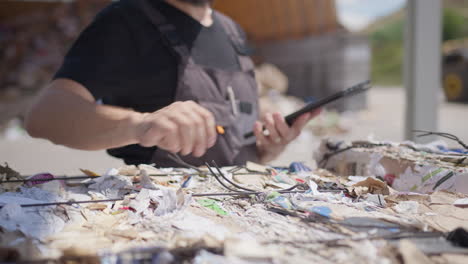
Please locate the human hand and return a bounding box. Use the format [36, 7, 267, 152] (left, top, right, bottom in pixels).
[135, 101, 217, 157]
[254, 110, 320, 163]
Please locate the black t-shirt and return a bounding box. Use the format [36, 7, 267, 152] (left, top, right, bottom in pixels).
[54, 0, 243, 165]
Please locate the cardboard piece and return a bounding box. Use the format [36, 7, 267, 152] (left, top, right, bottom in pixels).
[348, 177, 390, 196]
[399, 240, 434, 264]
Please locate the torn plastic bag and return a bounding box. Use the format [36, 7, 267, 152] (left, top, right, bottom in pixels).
[88, 175, 133, 199]
[128, 188, 191, 218]
[0, 204, 66, 241]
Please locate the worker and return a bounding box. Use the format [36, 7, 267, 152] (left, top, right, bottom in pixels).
[25, 0, 315, 167]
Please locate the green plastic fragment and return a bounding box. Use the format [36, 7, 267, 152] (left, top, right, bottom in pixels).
[422, 168, 443, 183]
[266, 191, 281, 201]
[197, 199, 228, 216]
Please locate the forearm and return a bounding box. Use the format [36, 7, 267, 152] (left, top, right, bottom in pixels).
[25, 79, 143, 151]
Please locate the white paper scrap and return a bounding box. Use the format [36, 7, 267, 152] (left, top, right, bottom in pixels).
[454, 198, 468, 207]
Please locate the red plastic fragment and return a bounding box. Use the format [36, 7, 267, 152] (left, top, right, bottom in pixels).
[384, 174, 396, 185]
[120, 206, 137, 212]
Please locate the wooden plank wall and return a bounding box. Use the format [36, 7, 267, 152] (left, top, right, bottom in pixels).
[1, 0, 341, 42]
[0, 0, 110, 23]
[214, 0, 342, 43]
[0, 1, 60, 22]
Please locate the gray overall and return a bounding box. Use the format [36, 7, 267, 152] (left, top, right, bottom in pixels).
[135, 0, 259, 167]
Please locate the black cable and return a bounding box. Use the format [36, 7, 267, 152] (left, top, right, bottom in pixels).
[279, 184, 300, 192]
[194, 190, 305, 197]
[0, 189, 344, 208]
[319, 146, 353, 168]
[227, 166, 244, 173]
[205, 162, 240, 192]
[0, 175, 100, 184]
[0, 198, 124, 209]
[167, 153, 203, 172]
[211, 161, 257, 192]
[318, 139, 441, 168]
[210, 161, 300, 193]
[414, 130, 468, 150]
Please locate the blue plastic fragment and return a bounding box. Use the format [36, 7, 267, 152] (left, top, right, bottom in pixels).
[437, 145, 468, 154]
[272, 196, 294, 210]
[181, 175, 192, 188]
[289, 162, 312, 173]
[273, 166, 289, 172]
[310, 206, 332, 218]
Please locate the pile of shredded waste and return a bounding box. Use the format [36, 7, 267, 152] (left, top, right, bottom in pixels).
[1, 151, 468, 263]
[317, 138, 468, 194]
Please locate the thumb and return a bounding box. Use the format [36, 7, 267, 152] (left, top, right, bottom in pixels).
[291, 112, 312, 131]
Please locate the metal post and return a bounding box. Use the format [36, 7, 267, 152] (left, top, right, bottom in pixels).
[404, 0, 442, 142]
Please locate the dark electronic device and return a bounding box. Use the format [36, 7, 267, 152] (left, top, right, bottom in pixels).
[244, 80, 372, 139]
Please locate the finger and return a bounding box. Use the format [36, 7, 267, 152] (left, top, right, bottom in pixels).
[182, 104, 208, 157]
[291, 112, 311, 135]
[192, 116, 207, 157]
[272, 112, 290, 140]
[181, 123, 194, 156]
[311, 108, 322, 118]
[191, 103, 216, 148]
[254, 121, 268, 147]
[264, 113, 281, 144]
[168, 114, 193, 155]
[180, 126, 194, 156]
[159, 133, 181, 153]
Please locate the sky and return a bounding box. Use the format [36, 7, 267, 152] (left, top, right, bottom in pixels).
[336, 0, 406, 31]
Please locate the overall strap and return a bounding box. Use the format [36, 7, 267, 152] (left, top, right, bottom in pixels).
[135, 0, 190, 60]
[215, 12, 251, 56]
[215, 12, 254, 72]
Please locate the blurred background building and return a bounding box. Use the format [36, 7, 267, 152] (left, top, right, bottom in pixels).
[1, 0, 467, 174]
[216, 0, 369, 112]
